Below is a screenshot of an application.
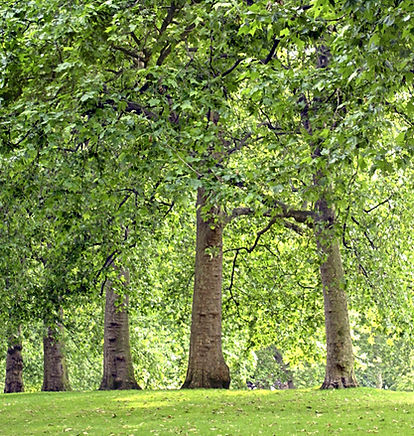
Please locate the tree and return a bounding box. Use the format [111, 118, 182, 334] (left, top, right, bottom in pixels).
[1, 0, 413, 393]
[100, 266, 140, 390]
[182, 188, 230, 388]
[0, 0, 177, 391]
[300, 45, 357, 387]
[42, 323, 71, 392]
[228, 0, 397, 388]
[4, 328, 24, 393]
[314, 200, 356, 388]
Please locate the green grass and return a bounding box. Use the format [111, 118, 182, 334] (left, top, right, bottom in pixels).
[0, 388, 413, 435]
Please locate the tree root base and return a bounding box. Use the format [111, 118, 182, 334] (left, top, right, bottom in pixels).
[321, 376, 358, 389]
[99, 380, 141, 390]
[181, 373, 230, 389]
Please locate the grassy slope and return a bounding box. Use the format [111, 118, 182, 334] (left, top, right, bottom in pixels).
[0, 388, 413, 435]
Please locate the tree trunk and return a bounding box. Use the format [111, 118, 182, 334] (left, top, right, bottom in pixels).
[4, 329, 24, 393]
[182, 188, 230, 389]
[42, 324, 71, 391]
[100, 269, 140, 390]
[315, 198, 357, 389]
[273, 348, 295, 389]
[376, 371, 383, 389]
[298, 46, 357, 389]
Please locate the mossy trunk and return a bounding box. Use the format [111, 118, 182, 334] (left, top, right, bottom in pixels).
[182, 188, 230, 389]
[315, 198, 357, 389]
[42, 324, 71, 391]
[4, 328, 24, 393]
[100, 269, 140, 390]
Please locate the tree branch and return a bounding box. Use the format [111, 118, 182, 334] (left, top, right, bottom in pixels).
[262, 38, 280, 65]
[281, 219, 305, 234]
[272, 200, 314, 226]
[225, 206, 254, 224]
[156, 24, 195, 66]
[112, 45, 142, 60]
[363, 196, 392, 213]
[124, 100, 159, 120]
[95, 249, 119, 285]
[159, 3, 178, 35]
[249, 215, 278, 252]
[351, 216, 376, 250]
[221, 58, 243, 77]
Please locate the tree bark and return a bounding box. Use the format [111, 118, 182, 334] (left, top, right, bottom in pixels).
[273, 348, 295, 389]
[42, 324, 71, 391]
[315, 198, 357, 389]
[376, 371, 383, 389]
[299, 45, 357, 388]
[4, 329, 24, 393]
[182, 188, 230, 389]
[100, 268, 140, 390]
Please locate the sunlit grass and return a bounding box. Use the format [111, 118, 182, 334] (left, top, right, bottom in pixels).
[0, 388, 413, 435]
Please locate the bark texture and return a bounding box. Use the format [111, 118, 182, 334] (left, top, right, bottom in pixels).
[299, 46, 357, 389]
[4, 331, 24, 393]
[182, 188, 230, 389]
[315, 198, 357, 389]
[100, 269, 140, 390]
[42, 325, 71, 391]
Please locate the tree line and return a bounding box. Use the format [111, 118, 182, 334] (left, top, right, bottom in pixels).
[1, 0, 413, 393]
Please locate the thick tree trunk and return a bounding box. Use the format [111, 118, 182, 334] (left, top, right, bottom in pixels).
[42, 324, 71, 391]
[4, 329, 24, 393]
[315, 198, 357, 389]
[100, 269, 140, 390]
[182, 188, 230, 389]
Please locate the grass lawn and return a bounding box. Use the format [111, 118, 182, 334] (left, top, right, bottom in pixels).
[0, 388, 413, 435]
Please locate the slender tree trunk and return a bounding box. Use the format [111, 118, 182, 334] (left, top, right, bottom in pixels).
[315, 198, 357, 389]
[42, 324, 71, 391]
[4, 328, 24, 393]
[376, 371, 383, 389]
[273, 348, 295, 389]
[182, 188, 230, 389]
[100, 268, 140, 390]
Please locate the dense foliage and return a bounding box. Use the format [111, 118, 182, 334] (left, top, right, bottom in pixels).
[1, 0, 413, 390]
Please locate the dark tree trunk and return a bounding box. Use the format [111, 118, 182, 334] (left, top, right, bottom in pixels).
[182, 188, 230, 389]
[42, 324, 71, 391]
[4, 329, 24, 393]
[273, 349, 295, 389]
[315, 198, 357, 389]
[100, 269, 140, 390]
